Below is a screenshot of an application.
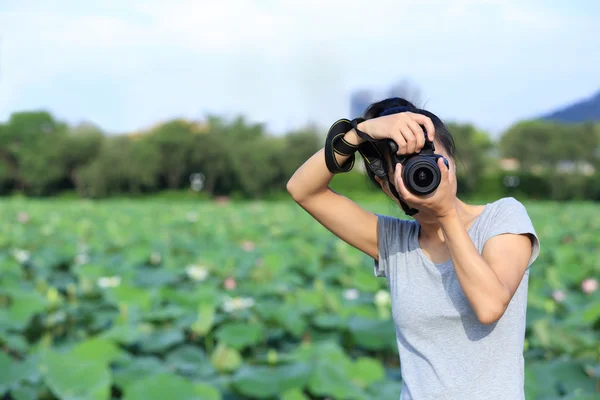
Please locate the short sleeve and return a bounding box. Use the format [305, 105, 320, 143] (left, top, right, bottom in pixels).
[373, 214, 404, 277]
[482, 197, 541, 267]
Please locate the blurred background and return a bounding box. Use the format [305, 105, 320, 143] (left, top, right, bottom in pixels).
[0, 1, 598, 399]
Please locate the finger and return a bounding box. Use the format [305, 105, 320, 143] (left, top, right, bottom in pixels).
[393, 132, 407, 155]
[407, 119, 425, 151]
[395, 163, 414, 200]
[411, 114, 435, 142]
[399, 124, 417, 154]
[438, 157, 449, 182]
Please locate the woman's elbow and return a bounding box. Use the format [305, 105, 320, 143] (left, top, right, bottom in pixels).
[476, 301, 508, 325]
[286, 179, 303, 202]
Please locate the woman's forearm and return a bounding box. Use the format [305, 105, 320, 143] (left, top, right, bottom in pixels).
[286, 129, 365, 202]
[438, 209, 511, 324]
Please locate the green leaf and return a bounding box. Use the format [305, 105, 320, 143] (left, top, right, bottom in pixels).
[113, 357, 168, 389]
[10, 384, 39, 400]
[123, 372, 204, 400]
[347, 317, 397, 350]
[312, 313, 344, 330]
[193, 383, 221, 400]
[100, 323, 144, 345]
[0, 290, 47, 330]
[293, 289, 325, 314]
[143, 304, 185, 322]
[0, 332, 29, 354]
[582, 301, 600, 324]
[106, 283, 153, 312]
[215, 322, 263, 350]
[139, 328, 184, 353]
[210, 343, 242, 373]
[276, 306, 306, 337]
[190, 304, 215, 336]
[349, 357, 386, 388]
[41, 349, 111, 400]
[308, 359, 365, 399]
[280, 389, 309, 400]
[0, 352, 32, 393]
[165, 345, 215, 377]
[232, 363, 312, 398]
[70, 337, 124, 366]
[366, 380, 404, 400]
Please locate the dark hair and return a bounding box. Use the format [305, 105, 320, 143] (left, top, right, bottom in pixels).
[360, 97, 456, 189]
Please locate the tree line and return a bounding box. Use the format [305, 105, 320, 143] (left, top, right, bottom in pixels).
[0, 111, 598, 200]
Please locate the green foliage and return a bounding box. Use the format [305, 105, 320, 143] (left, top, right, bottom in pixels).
[500, 120, 599, 171]
[0, 110, 599, 200]
[446, 122, 493, 192]
[0, 199, 597, 399]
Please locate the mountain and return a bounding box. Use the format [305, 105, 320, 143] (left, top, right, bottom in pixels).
[540, 90, 600, 123]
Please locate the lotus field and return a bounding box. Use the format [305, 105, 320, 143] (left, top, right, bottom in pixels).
[0, 198, 598, 400]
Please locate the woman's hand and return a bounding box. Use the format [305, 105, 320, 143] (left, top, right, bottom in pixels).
[394, 157, 457, 219]
[358, 112, 436, 155]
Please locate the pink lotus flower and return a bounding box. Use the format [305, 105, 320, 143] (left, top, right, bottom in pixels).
[552, 290, 566, 303]
[224, 277, 236, 291]
[242, 241, 255, 252]
[215, 196, 230, 205]
[17, 212, 29, 223]
[581, 278, 598, 295]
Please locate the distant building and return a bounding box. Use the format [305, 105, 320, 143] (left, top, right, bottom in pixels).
[350, 90, 374, 118]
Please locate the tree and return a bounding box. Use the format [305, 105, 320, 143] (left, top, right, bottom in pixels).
[62, 122, 105, 194]
[145, 119, 204, 189]
[0, 111, 69, 193]
[500, 120, 598, 172]
[193, 115, 271, 197]
[79, 135, 161, 197]
[446, 123, 493, 193]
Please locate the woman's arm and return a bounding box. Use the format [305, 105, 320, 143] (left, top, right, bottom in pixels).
[287, 112, 437, 262]
[286, 128, 380, 260]
[438, 211, 533, 324]
[391, 159, 535, 325]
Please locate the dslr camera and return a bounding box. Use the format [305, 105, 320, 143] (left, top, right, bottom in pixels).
[387, 133, 449, 196]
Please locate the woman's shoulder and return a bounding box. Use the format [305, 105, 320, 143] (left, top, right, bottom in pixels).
[476, 196, 537, 238]
[488, 196, 526, 208]
[477, 197, 540, 265]
[484, 196, 530, 219]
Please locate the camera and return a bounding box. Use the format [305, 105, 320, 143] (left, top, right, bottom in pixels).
[387, 134, 449, 196]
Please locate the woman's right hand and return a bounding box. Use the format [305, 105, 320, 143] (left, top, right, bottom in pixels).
[357, 112, 436, 155]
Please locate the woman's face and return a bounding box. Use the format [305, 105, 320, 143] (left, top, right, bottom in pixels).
[376, 140, 457, 221]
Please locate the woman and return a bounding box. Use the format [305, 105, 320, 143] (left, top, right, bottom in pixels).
[286, 98, 540, 400]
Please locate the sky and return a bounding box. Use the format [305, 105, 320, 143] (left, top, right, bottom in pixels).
[0, 0, 598, 137]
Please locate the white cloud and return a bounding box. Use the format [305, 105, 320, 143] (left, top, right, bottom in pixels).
[0, 0, 597, 134]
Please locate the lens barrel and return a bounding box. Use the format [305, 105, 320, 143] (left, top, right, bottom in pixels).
[402, 157, 442, 195]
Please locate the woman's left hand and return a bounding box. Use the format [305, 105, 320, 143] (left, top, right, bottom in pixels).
[394, 157, 457, 219]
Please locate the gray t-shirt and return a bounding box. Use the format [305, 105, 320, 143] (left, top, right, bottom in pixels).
[374, 197, 540, 400]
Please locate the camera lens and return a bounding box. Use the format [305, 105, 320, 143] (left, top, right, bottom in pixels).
[403, 157, 442, 195]
[414, 167, 433, 187]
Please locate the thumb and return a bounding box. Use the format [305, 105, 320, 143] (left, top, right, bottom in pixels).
[395, 162, 403, 183]
[438, 157, 449, 181]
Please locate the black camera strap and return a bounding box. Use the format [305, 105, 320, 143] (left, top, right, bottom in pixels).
[324, 119, 356, 174]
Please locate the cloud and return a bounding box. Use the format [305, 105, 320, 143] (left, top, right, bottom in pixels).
[0, 0, 597, 134]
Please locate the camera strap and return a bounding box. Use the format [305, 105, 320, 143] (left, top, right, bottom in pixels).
[324, 119, 357, 174]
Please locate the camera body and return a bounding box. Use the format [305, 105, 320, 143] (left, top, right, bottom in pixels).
[387, 135, 449, 196]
